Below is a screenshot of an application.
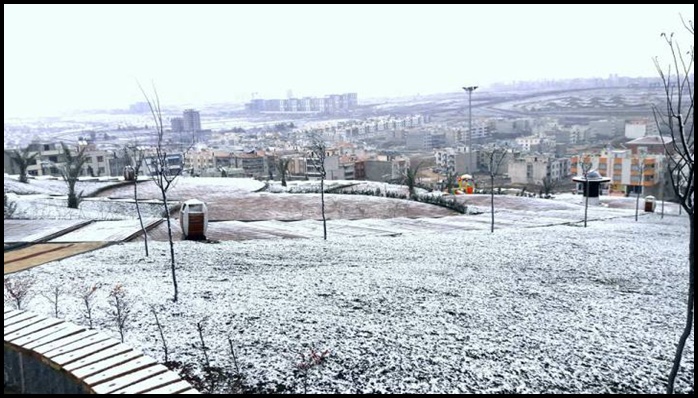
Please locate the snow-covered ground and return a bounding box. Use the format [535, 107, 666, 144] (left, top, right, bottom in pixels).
[7, 214, 693, 394]
[6, 194, 166, 221]
[4, 176, 124, 196]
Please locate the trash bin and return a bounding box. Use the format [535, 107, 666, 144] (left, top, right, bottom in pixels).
[123, 166, 135, 181]
[180, 199, 208, 240]
[644, 196, 656, 213]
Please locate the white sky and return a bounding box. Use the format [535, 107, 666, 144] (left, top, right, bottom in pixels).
[4, 4, 694, 118]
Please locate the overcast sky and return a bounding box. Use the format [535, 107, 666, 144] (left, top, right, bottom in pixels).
[4, 4, 694, 118]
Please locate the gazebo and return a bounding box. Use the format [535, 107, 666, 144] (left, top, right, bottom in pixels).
[573, 170, 611, 205]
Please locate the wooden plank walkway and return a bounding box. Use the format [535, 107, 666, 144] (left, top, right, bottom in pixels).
[3, 220, 92, 244]
[4, 242, 108, 275]
[49, 218, 162, 243]
[4, 310, 198, 394]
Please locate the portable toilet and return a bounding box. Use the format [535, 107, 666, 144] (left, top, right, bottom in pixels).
[644, 196, 656, 213]
[123, 166, 136, 181]
[180, 199, 208, 240]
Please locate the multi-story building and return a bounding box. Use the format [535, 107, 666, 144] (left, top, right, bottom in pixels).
[361, 157, 410, 182]
[625, 135, 674, 155]
[624, 119, 659, 140]
[515, 135, 553, 153]
[182, 109, 201, 132]
[245, 93, 358, 114]
[171, 117, 184, 133]
[186, 149, 236, 175]
[571, 148, 668, 196]
[231, 150, 268, 179]
[508, 155, 571, 185]
[434, 147, 477, 175]
[5, 142, 117, 178]
[588, 119, 625, 140]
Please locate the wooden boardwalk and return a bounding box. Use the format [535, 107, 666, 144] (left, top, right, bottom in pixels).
[50, 219, 162, 243]
[4, 219, 163, 275]
[4, 308, 199, 395]
[4, 243, 108, 275]
[3, 220, 92, 244]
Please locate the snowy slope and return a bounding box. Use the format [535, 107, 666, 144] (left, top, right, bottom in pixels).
[9, 214, 694, 394]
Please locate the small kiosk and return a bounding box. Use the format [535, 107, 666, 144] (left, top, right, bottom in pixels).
[573, 170, 611, 206]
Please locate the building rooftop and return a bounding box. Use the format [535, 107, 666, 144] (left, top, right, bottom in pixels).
[626, 135, 674, 146]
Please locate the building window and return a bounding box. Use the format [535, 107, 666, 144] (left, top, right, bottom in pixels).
[97, 156, 104, 163]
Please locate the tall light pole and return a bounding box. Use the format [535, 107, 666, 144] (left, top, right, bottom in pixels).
[462, 86, 478, 174]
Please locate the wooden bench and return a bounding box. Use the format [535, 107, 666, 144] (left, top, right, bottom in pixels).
[4, 309, 199, 394]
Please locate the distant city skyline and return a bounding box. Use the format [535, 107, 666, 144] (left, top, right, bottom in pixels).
[4, 4, 694, 118]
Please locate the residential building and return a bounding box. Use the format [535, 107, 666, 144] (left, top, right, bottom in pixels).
[571, 149, 668, 196]
[183, 109, 202, 132]
[245, 93, 358, 114]
[231, 150, 268, 179]
[625, 135, 674, 155]
[434, 147, 477, 175]
[5, 142, 116, 178]
[515, 135, 553, 153]
[508, 155, 571, 185]
[588, 119, 625, 139]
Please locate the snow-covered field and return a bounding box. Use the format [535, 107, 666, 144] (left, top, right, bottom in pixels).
[8, 214, 693, 394]
[4, 176, 123, 196]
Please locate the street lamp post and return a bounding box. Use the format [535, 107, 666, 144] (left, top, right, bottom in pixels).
[462, 85, 478, 174]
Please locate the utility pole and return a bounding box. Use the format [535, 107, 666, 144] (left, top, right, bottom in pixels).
[462, 86, 478, 174]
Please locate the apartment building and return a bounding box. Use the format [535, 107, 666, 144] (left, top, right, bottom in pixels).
[508, 155, 571, 185]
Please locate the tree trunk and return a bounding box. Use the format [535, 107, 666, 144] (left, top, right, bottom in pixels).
[281, 173, 287, 187]
[584, 181, 589, 228]
[68, 180, 79, 209]
[667, 217, 694, 394]
[490, 174, 495, 234]
[134, 180, 149, 257]
[68, 193, 79, 209]
[635, 190, 641, 222]
[161, 190, 179, 302]
[19, 164, 28, 184]
[321, 177, 327, 240]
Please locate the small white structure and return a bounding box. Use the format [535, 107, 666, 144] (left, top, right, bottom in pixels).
[180, 199, 208, 240]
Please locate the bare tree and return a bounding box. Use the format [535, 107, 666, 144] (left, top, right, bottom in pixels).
[651, 17, 694, 395]
[277, 157, 291, 187]
[483, 145, 508, 233]
[109, 284, 131, 343]
[126, 143, 149, 257]
[578, 155, 594, 228]
[4, 276, 35, 310]
[60, 142, 89, 209]
[295, 347, 330, 394]
[150, 305, 169, 363]
[308, 136, 327, 240]
[42, 285, 64, 318]
[541, 175, 558, 197]
[196, 319, 211, 368]
[80, 284, 99, 329]
[10, 146, 38, 184]
[140, 83, 183, 302]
